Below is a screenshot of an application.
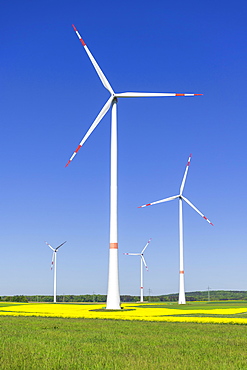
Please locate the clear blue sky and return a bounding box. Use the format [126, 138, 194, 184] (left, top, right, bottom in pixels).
[1, 0, 247, 297]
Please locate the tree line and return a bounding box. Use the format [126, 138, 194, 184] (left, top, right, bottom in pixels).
[2, 291, 247, 303]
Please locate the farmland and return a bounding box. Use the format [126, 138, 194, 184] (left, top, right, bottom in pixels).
[1, 302, 247, 369]
[1, 301, 247, 324]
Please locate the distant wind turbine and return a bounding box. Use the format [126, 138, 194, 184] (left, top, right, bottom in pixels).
[45, 241, 66, 303]
[66, 24, 202, 309]
[124, 239, 152, 302]
[138, 155, 213, 304]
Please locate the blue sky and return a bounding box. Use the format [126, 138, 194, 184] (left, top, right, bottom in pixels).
[1, 0, 247, 297]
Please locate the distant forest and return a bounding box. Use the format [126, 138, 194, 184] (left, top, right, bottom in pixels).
[2, 290, 247, 303]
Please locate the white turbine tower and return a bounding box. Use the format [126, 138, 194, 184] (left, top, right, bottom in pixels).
[138, 155, 213, 305]
[124, 238, 151, 302]
[66, 24, 202, 310]
[45, 241, 67, 303]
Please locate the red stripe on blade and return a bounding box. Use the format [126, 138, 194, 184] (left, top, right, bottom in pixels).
[75, 144, 82, 153]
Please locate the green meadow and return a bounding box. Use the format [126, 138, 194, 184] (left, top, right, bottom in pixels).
[1, 301, 247, 369]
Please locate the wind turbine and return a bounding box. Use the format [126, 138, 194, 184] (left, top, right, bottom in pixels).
[66, 24, 202, 310]
[124, 238, 151, 302]
[45, 241, 67, 303]
[138, 155, 213, 304]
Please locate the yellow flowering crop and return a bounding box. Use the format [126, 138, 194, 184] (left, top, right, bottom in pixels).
[1, 302, 247, 324]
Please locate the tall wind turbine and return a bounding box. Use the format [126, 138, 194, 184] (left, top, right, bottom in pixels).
[138, 155, 213, 304]
[66, 24, 202, 310]
[45, 241, 66, 303]
[124, 238, 151, 302]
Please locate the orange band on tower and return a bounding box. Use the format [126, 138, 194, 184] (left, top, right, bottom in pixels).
[180, 270, 184, 274]
[110, 243, 118, 249]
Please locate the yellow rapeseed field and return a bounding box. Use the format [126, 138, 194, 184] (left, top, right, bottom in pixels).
[1, 302, 247, 324]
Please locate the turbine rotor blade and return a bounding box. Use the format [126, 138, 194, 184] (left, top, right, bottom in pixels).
[182, 196, 214, 226]
[55, 241, 67, 251]
[115, 92, 203, 98]
[51, 252, 55, 270]
[180, 154, 192, 195]
[138, 195, 179, 208]
[65, 97, 113, 166]
[123, 253, 140, 256]
[45, 241, 55, 252]
[72, 25, 114, 95]
[141, 238, 152, 254]
[141, 255, 148, 271]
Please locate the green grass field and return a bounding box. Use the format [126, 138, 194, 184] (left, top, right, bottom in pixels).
[1, 301, 247, 369]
